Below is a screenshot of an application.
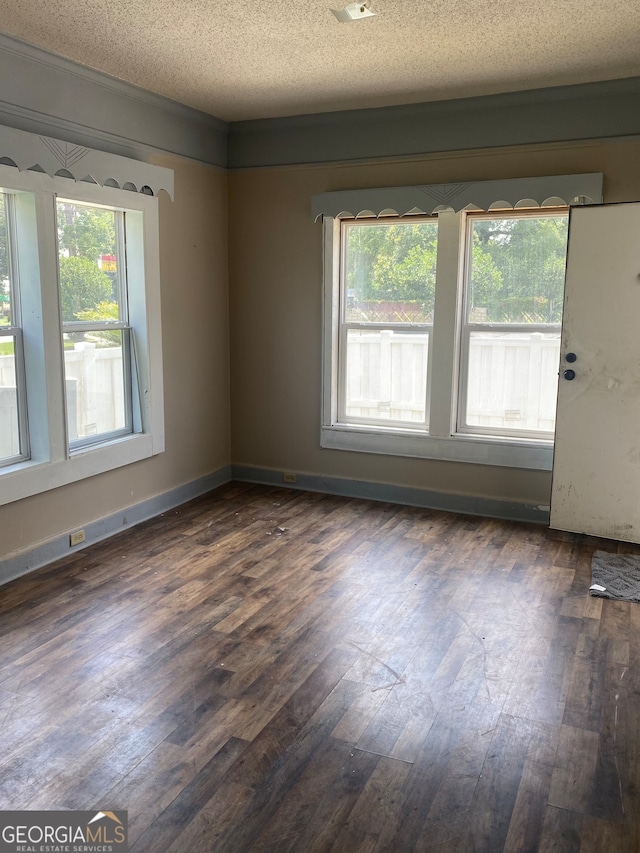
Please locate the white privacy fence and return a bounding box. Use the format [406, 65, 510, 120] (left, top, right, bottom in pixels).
[464, 332, 560, 432]
[0, 384, 19, 460]
[0, 343, 125, 458]
[345, 330, 430, 423]
[63, 343, 126, 440]
[1, 333, 561, 459]
[345, 329, 561, 432]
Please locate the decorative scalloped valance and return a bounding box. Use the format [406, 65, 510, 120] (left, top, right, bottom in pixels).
[0, 124, 174, 199]
[312, 173, 603, 220]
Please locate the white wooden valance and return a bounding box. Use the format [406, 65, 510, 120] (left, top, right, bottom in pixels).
[312, 173, 603, 220]
[0, 124, 174, 199]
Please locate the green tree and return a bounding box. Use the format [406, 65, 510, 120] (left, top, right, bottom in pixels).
[346, 220, 502, 322]
[471, 216, 568, 322]
[346, 223, 390, 298]
[467, 235, 504, 319]
[59, 256, 113, 322]
[346, 222, 439, 320]
[74, 301, 120, 346]
[371, 224, 438, 305]
[57, 203, 116, 260]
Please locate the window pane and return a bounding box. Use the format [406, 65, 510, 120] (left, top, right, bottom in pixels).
[467, 215, 569, 324]
[345, 328, 429, 424]
[344, 220, 437, 324]
[0, 337, 20, 461]
[63, 330, 128, 442]
[57, 201, 122, 322]
[465, 331, 560, 434]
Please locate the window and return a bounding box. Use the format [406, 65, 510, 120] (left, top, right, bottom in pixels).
[318, 175, 602, 470]
[340, 218, 437, 427]
[0, 166, 165, 506]
[57, 200, 133, 448]
[458, 211, 569, 439]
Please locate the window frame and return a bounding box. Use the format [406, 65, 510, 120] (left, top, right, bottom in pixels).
[0, 165, 165, 507]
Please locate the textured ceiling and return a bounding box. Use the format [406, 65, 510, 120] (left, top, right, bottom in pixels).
[0, 0, 639, 122]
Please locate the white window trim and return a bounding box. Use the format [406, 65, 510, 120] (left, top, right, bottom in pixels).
[319, 174, 603, 471]
[321, 215, 554, 469]
[312, 173, 603, 220]
[0, 165, 165, 506]
[0, 124, 174, 199]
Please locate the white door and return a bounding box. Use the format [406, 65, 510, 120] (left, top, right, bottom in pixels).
[550, 202, 640, 543]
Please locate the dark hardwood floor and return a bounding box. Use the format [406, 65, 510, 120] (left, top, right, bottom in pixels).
[1, 482, 640, 852]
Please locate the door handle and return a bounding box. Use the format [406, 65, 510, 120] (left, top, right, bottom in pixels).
[563, 369, 576, 380]
[565, 352, 577, 363]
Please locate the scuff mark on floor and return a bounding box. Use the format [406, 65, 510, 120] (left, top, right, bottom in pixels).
[347, 641, 405, 692]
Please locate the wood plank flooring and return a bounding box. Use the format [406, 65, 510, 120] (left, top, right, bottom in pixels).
[1, 482, 640, 851]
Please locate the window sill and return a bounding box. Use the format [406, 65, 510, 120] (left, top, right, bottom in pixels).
[0, 432, 163, 507]
[320, 424, 553, 470]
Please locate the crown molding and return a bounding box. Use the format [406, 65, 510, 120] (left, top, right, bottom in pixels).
[0, 33, 227, 167]
[228, 77, 640, 169]
[2, 32, 640, 172]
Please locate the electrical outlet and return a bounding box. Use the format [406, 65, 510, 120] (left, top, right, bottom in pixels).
[283, 472, 297, 484]
[70, 529, 86, 547]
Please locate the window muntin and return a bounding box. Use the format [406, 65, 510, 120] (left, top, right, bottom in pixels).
[339, 217, 437, 427]
[57, 199, 133, 448]
[458, 211, 569, 439]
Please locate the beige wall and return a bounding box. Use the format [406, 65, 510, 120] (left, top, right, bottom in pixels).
[228, 138, 640, 508]
[4, 137, 640, 565]
[0, 155, 230, 562]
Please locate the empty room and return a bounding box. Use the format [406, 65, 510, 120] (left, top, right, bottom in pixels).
[1, 1, 640, 850]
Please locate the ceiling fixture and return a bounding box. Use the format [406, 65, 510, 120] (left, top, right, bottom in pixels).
[331, 2, 376, 22]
